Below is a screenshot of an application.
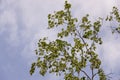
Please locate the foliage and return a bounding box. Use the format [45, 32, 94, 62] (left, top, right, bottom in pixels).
[30, 1, 120, 80]
[106, 6, 120, 33]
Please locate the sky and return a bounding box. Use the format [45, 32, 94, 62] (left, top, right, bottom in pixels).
[0, 0, 120, 80]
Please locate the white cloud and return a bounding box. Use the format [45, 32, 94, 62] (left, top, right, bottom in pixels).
[102, 38, 120, 71]
[0, 7, 19, 46]
[70, 0, 116, 15]
[1, 0, 120, 79]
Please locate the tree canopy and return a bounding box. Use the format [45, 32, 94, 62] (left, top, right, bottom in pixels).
[30, 1, 120, 80]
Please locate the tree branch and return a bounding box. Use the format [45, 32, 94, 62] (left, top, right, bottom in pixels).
[92, 71, 99, 79]
[81, 70, 91, 80]
[91, 67, 94, 80]
[76, 30, 89, 51]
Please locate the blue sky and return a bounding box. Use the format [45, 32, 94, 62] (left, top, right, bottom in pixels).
[0, 0, 120, 80]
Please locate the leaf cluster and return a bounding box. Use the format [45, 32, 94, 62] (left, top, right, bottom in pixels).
[30, 1, 120, 80]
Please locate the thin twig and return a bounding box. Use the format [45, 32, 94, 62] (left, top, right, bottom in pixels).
[81, 70, 91, 80]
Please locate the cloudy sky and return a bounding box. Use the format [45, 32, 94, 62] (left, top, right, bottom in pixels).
[0, 0, 120, 80]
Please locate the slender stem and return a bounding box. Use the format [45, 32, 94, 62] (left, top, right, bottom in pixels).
[93, 72, 98, 78]
[81, 70, 91, 80]
[91, 67, 94, 80]
[76, 30, 89, 51]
